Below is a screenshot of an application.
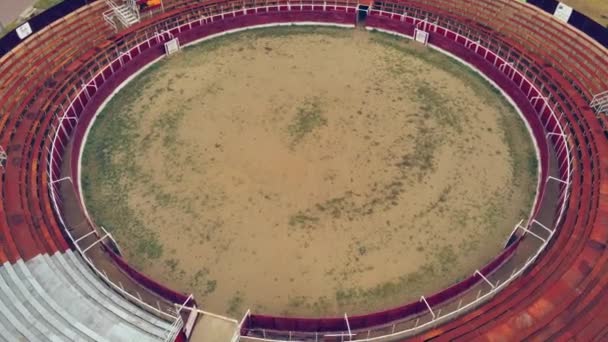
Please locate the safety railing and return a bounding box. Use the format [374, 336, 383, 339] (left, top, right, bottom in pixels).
[42, 2, 573, 341]
[47, 26, 187, 325]
[238, 7, 572, 342]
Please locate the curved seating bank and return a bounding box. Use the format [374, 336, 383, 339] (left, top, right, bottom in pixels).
[0, 0, 607, 341]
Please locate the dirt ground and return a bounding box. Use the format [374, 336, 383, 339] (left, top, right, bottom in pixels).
[81, 27, 537, 318]
[0, 0, 36, 26]
[562, 0, 608, 26]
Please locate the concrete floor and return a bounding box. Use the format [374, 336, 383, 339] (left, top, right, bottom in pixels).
[0, 0, 37, 27]
[190, 315, 238, 342]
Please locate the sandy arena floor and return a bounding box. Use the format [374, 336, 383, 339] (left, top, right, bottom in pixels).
[562, 0, 608, 26]
[81, 27, 537, 317]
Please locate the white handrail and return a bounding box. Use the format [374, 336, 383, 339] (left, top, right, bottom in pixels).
[233, 8, 571, 342]
[48, 30, 183, 324]
[45, 5, 572, 342]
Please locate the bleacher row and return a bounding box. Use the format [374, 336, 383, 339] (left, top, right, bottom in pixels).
[0, 0, 606, 341]
[240, 0, 608, 339]
[364, 0, 607, 340]
[400, 1, 608, 340]
[372, 1, 608, 340]
[0, 1, 182, 341]
[0, 0, 361, 341]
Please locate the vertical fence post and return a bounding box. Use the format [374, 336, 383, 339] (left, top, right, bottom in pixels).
[420, 296, 436, 320]
[344, 313, 352, 341]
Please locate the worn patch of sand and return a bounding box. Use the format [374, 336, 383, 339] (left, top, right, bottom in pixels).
[82, 27, 537, 317]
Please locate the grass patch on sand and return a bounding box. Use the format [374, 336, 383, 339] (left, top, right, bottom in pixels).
[288, 97, 327, 147]
[82, 26, 538, 316]
[81, 59, 171, 267]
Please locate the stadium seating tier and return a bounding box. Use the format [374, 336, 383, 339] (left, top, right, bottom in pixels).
[0, 0, 607, 341]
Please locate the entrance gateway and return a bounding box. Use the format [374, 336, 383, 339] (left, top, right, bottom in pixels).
[357, 4, 369, 24]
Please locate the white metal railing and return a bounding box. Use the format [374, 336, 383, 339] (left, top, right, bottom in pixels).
[106, 0, 126, 27]
[47, 29, 187, 326]
[103, 9, 117, 31]
[235, 8, 571, 342]
[233, 310, 251, 342]
[177, 306, 241, 340]
[47, 6, 358, 337]
[127, 0, 141, 23]
[44, 4, 573, 342]
[590, 89, 608, 115]
[105, 0, 140, 29]
[164, 296, 189, 342]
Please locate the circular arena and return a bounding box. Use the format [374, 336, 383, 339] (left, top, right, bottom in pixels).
[0, 0, 606, 341]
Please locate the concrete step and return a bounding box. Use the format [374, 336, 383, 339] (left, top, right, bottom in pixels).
[0, 313, 15, 342]
[0, 261, 70, 341]
[0, 296, 33, 342]
[38, 253, 167, 341]
[0, 262, 53, 338]
[50, 252, 170, 336]
[0, 265, 39, 341]
[63, 251, 174, 331]
[20, 255, 165, 342]
[12, 259, 103, 342]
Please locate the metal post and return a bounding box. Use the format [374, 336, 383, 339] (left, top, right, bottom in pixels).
[509, 219, 524, 239]
[101, 226, 122, 255]
[82, 233, 110, 253]
[175, 293, 194, 313]
[516, 224, 546, 243]
[475, 270, 496, 289]
[344, 313, 352, 340]
[546, 132, 567, 139]
[532, 219, 553, 235]
[547, 176, 568, 185]
[50, 176, 72, 185]
[74, 230, 97, 244]
[420, 296, 436, 320]
[232, 309, 250, 342]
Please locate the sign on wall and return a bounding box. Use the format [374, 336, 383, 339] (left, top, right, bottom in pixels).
[164, 38, 180, 55]
[554, 3, 573, 23]
[16, 22, 33, 40]
[414, 29, 429, 45]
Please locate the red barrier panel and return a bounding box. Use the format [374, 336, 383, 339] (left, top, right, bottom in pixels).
[103, 242, 194, 305]
[64, 8, 551, 334]
[66, 8, 358, 310]
[242, 13, 551, 334]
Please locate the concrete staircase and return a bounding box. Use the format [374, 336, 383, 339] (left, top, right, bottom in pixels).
[0, 251, 174, 342]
